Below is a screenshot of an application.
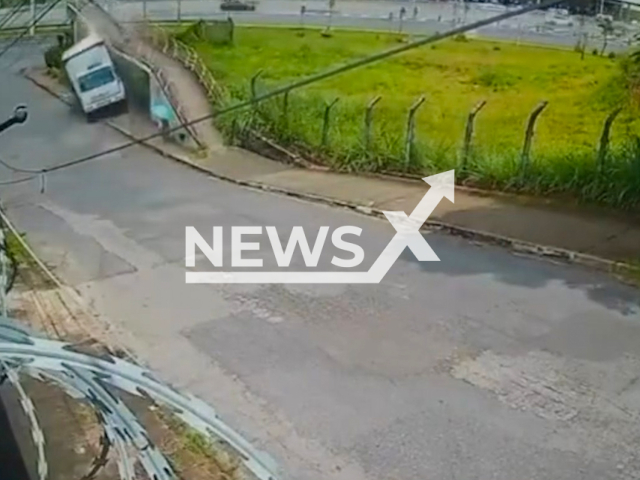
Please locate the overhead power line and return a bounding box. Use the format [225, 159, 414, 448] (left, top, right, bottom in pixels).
[0, 0, 64, 59]
[2, 0, 565, 181]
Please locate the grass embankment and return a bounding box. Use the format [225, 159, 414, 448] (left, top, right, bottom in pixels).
[185, 26, 640, 208]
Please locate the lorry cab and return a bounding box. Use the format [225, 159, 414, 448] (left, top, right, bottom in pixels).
[61, 34, 126, 120]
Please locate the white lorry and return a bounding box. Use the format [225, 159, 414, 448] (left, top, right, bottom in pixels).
[61, 34, 126, 120]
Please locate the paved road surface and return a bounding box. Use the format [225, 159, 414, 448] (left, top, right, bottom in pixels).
[1, 0, 636, 51]
[1, 41, 640, 480]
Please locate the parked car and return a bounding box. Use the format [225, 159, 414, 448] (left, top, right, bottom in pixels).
[220, 0, 256, 11]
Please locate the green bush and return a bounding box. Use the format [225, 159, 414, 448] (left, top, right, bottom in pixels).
[43, 33, 73, 70]
[472, 68, 517, 90]
[175, 19, 233, 46]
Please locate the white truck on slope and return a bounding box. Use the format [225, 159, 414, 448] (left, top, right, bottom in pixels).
[62, 34, 126, 120]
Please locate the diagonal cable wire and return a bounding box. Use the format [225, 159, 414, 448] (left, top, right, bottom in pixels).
[0, 156, 45, 174]
[0, 0, 64, 60]
[0, 0, 31, 30]
[26, 0, 565, 177]
[0, 0, 565, 179]
[0, 174, 37, 185]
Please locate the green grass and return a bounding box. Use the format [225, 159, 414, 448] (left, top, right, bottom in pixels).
[183, 26, 640, 208]
[6, 231, 31, 266]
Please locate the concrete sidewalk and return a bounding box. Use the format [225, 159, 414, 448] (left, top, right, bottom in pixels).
[107, 98, 640, 268]
[169, 140, 640, 265]
[24, 68, 640, 276]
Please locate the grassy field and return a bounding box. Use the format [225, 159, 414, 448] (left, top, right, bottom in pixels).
[184, 26, 640, 208]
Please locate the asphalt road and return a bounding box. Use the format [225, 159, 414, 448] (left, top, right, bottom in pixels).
[1, 0, 636, 51]
[1, 42, 640, 480]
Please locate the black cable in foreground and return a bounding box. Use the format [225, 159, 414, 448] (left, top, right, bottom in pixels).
[0, 0, 64, 60]
[40, 0, 567, 176]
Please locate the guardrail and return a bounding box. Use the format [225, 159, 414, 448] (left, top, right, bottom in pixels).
[127, 37, 204, 147]
[143, 24, 224, 104]
[70, 0, 204, 149]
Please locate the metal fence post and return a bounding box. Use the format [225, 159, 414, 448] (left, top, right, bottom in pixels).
[461, 99, 486, 172]
[364, 95, 381, 151]
[597, 107, 622, 172]
[322, 98, 339, 147]
[281, 90, 290, 129]
[230, 117, 238, 144]
[405, 95, 425, 169]
[250, 69, 264, 102]
[249, 69, 264, 125]
[520, 100, 548, 176]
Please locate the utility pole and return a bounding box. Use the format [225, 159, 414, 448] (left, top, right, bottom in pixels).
[599, 0, 605, 15]
[29, 0, 35, 36]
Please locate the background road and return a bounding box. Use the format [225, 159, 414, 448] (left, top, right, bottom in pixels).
[1, 42, 640, 480]
[2, 0, 637, 51]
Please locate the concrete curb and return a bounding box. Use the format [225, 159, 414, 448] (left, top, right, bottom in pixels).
[0, 198, 139, 362]
[23, 69, 640, 284]
[96, 124, 640, 284]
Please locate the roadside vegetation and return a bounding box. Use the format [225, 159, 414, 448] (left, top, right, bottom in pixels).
[146, 407, 244, 480]
[180, 25, 640, 209]
[43, 31, 73, 71]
